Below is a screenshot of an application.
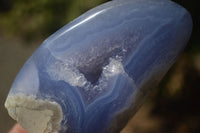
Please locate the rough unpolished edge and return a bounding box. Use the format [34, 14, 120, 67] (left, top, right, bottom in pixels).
[5, 94, 63, 133]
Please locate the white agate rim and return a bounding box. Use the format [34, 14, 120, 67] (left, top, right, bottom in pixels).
[5, 94, 63, 133]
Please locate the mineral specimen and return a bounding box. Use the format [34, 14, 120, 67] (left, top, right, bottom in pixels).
[5, 0, 192, 133]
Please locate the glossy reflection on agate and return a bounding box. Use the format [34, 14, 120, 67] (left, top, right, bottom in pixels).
[5, 0, 192, 133]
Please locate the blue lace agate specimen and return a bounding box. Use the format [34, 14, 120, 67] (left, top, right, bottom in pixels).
[5, 0, 192, 133]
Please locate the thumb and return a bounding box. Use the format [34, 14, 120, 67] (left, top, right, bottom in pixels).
[9, 123, 27, 133]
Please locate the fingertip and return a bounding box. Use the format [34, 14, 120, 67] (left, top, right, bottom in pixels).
[9, 123, 27, 133]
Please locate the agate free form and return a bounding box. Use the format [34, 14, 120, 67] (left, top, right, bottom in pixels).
[5, 0, 192, 133]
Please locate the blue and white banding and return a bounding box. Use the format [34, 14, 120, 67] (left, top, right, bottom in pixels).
[5, 0, 192, 133]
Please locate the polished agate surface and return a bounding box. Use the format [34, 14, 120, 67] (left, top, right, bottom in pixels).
[5, 0, 192, 133]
